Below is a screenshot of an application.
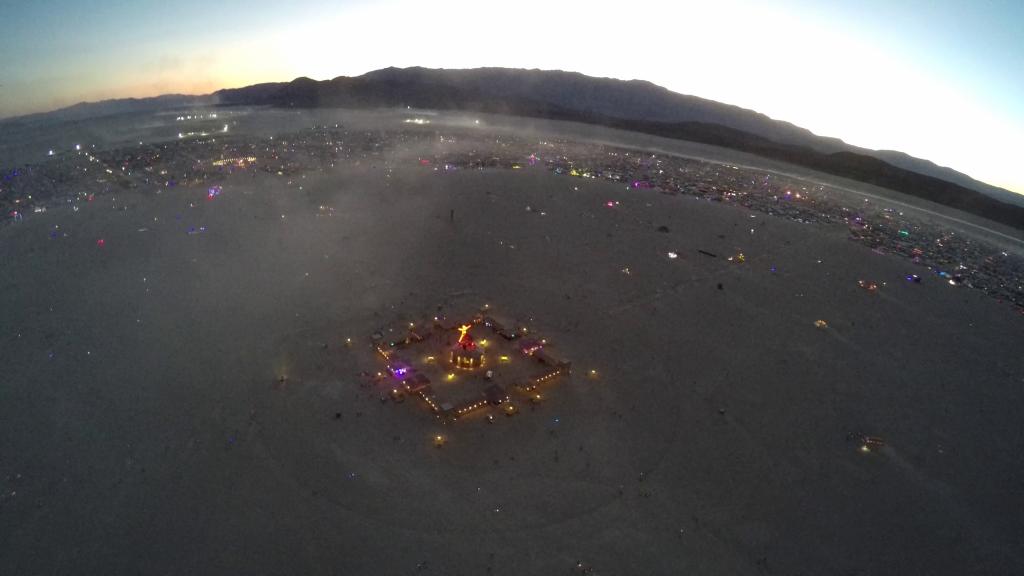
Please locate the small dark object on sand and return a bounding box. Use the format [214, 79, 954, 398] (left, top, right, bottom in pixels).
[334, 412, 341, 419]
[717, 283, 724, 290]
[656, 225, 670, 233]
[698, 249, 717, 258]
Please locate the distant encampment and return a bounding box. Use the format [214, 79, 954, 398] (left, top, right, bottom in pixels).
[4, 66, 1023, 227]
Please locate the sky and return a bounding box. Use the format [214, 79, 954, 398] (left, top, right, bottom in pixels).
[1, 0, 1021, 193]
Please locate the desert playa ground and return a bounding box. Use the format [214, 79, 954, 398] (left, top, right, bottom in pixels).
[2, 113, 1023, 575]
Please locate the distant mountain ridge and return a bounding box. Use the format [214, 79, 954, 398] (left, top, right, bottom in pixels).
[213, 67, 1024, 227]
[5, 66, 1022, 227]
[4, 94, 217, 125]
[215, 67, 1020, 204]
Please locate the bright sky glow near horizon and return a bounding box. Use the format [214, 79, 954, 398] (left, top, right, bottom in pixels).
[1, 0, 1022, 193]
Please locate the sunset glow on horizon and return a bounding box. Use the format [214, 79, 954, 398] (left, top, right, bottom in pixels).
[2, 0, 1021, 193]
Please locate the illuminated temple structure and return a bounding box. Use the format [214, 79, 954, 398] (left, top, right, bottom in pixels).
[449, 324, 485, 370]
[369, 306, 572, 421]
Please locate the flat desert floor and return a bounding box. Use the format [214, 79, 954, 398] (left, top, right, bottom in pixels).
[2, 126, 1024, 575]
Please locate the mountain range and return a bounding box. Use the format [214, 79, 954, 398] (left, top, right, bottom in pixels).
[6, 67, 1023, 228]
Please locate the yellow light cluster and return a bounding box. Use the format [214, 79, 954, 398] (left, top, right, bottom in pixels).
[456, 357, 480, 369]
[533, 369, 561, 384]
[727, 253, 746, 263]
[456, 400, 488, 416]
[419, 390, 441, 412]
[211, 156, 256, 166]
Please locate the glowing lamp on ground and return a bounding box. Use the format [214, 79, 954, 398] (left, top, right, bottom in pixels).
[860, 436, 885, 452]
[520, 340, 543, 355]
[858, 280, 879, 292]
